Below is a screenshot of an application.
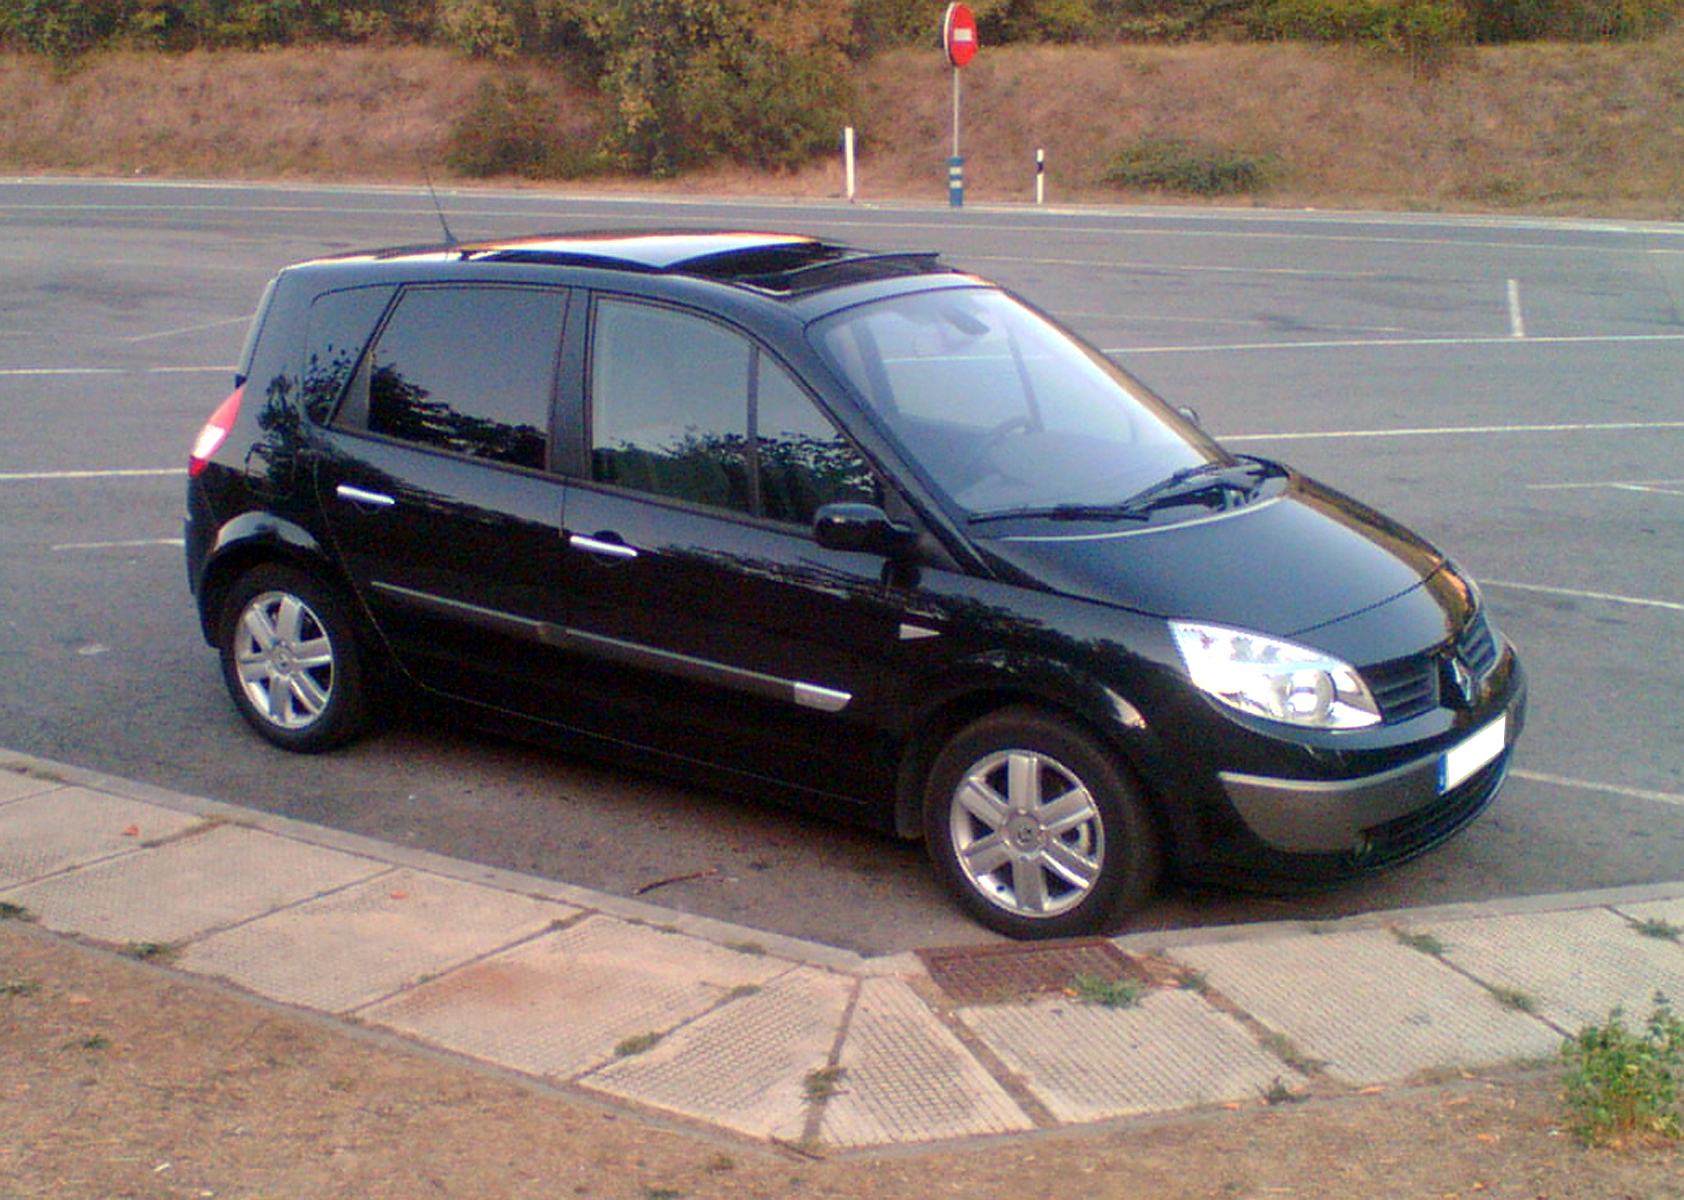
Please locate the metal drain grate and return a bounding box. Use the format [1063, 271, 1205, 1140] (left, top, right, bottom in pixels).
[917, 938, 1150, 1006]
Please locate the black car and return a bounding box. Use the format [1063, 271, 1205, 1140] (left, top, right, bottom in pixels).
[185, 230, 1526, 939]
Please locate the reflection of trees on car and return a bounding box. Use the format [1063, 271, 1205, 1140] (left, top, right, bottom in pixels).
[595, 426, 876, 524]
[368, 363, 546, 471]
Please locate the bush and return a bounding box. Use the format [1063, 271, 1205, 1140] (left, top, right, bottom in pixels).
[443, 74, 603, 178]
[1560, 995, 1684, 1146]
[587, 0, 855, 175]
[1464, 0, 1682, 42]
[1102, 137, 1273, 195]
[1248, 0, 1467, 67]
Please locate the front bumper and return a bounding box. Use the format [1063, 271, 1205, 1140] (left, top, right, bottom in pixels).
[1217, 672, 1526, 863]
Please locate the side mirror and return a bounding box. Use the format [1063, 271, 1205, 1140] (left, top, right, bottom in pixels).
[1176, 405, 1204, 428]
[814, 503, 918, 558]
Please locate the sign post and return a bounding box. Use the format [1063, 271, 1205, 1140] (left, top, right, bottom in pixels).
[942, 3, 977, 208]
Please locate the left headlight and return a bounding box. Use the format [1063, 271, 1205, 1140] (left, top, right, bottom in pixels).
[1170, 621, 1382, 730]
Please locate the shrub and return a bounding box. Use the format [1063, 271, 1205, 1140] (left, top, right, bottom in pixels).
[1464, 0, 1682, 42]
[1248, 0, 1467, 69]
[1560, 995, 1684, 1146]
[443, 74, 603, 178]
[587, 0, 855, 175]
[1102, 137, 1273, 195]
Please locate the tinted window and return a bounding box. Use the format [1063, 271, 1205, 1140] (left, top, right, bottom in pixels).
[346, 286, 564, 471]
[303, 285, 392, 425]
[590, 300, 876, 524]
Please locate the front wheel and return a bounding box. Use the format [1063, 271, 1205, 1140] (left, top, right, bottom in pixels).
[924, 708, 1161, 939]
[218, 564, 370, 753]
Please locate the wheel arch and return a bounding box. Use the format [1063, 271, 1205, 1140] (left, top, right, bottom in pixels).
[890, 654, 1171, 847]
[195, 513, 353, 646]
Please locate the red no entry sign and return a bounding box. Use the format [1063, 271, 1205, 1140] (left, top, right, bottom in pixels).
[943, 2, 978, 68]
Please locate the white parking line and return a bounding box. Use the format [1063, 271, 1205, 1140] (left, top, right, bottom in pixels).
[0, 469, 183, 481]
[0, 366, 232, 376]
[51, 538, 184, 551]
[1114, 332, 1684, 355]
[1513, 770, 1684, 810]
[1222, 420, 1684, 443]
[1480, 580, 1684, 614]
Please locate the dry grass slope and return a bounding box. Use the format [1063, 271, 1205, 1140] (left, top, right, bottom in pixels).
[3, 37, 1682, 217]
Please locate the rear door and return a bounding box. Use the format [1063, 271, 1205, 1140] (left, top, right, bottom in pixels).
[308, 283, 582, 716]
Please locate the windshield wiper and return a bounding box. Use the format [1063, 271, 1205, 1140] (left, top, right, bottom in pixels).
[968, 458, 1272, 526]
[1113, 458, 1269, 514]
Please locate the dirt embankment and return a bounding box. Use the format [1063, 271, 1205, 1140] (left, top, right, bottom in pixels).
[2, 37, 1682, 217]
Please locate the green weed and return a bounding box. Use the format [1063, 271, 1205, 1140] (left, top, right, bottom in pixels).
[1560, 994, 1684, 1146]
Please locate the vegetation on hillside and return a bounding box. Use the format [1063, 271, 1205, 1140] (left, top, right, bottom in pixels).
[1, 0, 1681, 198]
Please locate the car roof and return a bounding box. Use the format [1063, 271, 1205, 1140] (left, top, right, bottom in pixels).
[308, 230, 953, 298]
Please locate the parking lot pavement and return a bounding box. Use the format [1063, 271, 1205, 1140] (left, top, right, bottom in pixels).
[5, 750, 1683, 1150]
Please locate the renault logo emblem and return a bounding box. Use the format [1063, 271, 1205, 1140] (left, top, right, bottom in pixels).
[1441, 654, 1477, 709]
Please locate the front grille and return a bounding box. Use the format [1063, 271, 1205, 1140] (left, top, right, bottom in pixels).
[1365, 655, 1439, 722]
[1360, 609, 1500, 724]
[1361, 750, 1509, 865]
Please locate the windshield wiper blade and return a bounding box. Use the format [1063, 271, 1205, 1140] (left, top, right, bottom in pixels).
[968, 458, 1274, 526]
[968, 502, 1155, 525]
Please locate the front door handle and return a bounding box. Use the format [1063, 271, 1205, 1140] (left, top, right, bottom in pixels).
[336, 484, 396, 508]
[569, 533, 639, 561]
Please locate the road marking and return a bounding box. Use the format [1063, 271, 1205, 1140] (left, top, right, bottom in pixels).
[123, 316, 251, 343]
[1528, 479, 1684, 497]
[1507, 278, 1526, 338]
[0, 468, 183, 481]
[1513, 770, 1684, 810]
[1222, 420, 1684, 443]
[1113, 332, 1684, 355]
[1481, 580, 1684, 614]
[0, 366, 232, 376]
[51, 538, 184, 551]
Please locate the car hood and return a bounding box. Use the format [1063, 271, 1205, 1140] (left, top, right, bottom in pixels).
[975, 473, 1447, 639]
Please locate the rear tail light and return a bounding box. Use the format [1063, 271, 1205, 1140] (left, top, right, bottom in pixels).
[189, 384, 244, 477]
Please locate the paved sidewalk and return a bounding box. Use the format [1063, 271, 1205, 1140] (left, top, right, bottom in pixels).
[4, 750, 1683, 1151]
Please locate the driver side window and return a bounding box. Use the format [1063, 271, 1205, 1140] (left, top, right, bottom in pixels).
[589, 299, 878, 524]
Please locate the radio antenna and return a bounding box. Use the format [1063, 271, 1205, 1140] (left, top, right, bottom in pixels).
[419, 156, 459, 247]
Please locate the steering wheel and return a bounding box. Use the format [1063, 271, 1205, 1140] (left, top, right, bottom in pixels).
[956, 415, 1034, 484]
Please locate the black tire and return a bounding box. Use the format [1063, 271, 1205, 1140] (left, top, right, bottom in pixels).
[217, 564, 370, 753]
[924, 707, 1161, 940]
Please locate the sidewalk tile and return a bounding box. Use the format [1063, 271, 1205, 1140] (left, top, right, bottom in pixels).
[0, 768, 59, 804]
[822, 976, 1034, 1146]
[1416, 907, 1684, 1031]
[1171, 929, 1559, 1085]
[1, 823, 383, 944]
[0, 788, 202, 889]
[180, 868, 573, 1013]
[583, 966, 853, 1142]
[959, 989, 1286, 1123]
[365, 915, 787, 1080]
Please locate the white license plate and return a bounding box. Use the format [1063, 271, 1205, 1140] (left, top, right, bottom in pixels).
[1439, 715, 1507, 793]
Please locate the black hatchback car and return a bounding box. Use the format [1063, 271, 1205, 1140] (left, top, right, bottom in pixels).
[186, 230, 1525, 939]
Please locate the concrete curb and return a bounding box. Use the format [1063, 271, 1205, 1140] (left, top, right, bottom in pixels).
[5, 749, 1683, 1151]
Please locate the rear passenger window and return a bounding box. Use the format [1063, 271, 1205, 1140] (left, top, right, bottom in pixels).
[337, 285, 564, 471]
[589, 299, 877, 523]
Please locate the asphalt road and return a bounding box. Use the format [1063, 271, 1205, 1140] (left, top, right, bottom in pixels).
[2, 178, 1681, 953]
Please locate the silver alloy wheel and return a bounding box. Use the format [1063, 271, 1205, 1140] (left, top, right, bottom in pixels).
[231, 589, 336, 731]
[948, 748, 1106, 919]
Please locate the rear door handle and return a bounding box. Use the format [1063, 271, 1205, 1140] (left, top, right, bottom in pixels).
[568, 533, 639, 561]
[336, 484, 396, 508]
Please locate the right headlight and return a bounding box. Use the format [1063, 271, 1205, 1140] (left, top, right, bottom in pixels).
[1170, 621, 1382, 730]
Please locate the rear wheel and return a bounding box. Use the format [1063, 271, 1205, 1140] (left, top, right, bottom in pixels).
[924, 707, 1160, 939]
[218, 564, 369, 753]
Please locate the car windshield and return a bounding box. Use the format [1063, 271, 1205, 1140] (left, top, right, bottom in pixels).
[814, 287, 1227, 521]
